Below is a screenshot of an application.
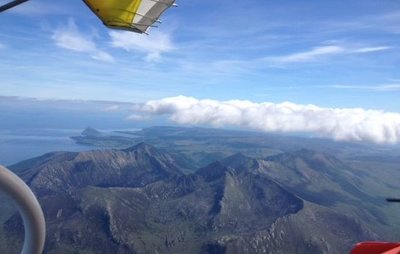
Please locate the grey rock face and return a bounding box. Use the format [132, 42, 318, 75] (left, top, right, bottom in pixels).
[2, 144, 378, 254]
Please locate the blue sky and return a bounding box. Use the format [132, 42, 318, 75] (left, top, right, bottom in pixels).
[0, 0, 399, 111]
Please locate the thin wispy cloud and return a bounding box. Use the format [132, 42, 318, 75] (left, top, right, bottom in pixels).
[269, 46, 345, 64]
[331, 84, 400, 92]
[109, 30, 175, 62]
[267, 45, 391, 64]
[353, 46, 392, 53]
[254, 83, 400, 95]
[103, 105, 121, 112]
[213, 44, 392, 73]
[52, 19, 114, 63]
[91, 51, 114, 63]
[52, 20, 95, 52]
[325, 10, 400, 34]
[0, 42, 5, 49]
[131, 96, 400, 144]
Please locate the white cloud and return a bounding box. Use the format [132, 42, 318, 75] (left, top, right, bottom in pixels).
[0, 42, 5, 49]
[109, 30, 175, 62]
[52, 19, 114, 63]
[92, 51, 114, 63]
[131, 96, 400, 144]
[52, 20, 95, 52]
[127, 114, 150, 121]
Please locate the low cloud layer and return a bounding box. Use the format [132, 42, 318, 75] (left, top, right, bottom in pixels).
[131, 96, 400, 144]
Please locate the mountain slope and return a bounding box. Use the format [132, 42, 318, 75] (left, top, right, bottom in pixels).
[222, 150, 392, 237]
[2, 145, 380, 254]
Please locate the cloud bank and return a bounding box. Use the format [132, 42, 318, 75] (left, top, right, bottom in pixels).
[131, 96, 400, 144]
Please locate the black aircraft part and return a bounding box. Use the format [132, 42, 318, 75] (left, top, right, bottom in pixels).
[0, 0, 29, 13]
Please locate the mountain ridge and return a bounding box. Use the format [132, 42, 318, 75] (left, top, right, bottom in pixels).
[1, 143, 384, 254]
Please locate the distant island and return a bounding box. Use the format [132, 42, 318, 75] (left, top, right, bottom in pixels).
[81, 127, 103, 137]
[71, 127, 139, 148]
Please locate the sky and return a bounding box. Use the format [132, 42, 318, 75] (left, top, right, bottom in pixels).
[0, 0, 400, 143]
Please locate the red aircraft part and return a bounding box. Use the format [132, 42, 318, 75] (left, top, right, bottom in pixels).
[350, 242, 400, 254]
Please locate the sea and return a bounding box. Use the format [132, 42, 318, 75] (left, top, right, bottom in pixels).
[0, 128, 95, 167]
[0, 99, 149, 167]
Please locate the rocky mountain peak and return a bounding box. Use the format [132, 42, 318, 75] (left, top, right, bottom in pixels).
[195, 161, 232, 182]
[266, 149, 336, 166]
[221, 152, 254, 168]
[123, 142, 158, 154]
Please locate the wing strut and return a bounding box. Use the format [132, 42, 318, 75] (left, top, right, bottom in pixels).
[386, 198, 400, 203]
[0, 0, 29, 13]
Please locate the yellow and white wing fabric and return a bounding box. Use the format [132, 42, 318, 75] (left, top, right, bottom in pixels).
[83, 0, 176, 33]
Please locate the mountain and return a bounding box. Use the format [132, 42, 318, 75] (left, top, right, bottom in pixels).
[221, 150, 394, 238]
[0, 144, 384, 254]
[81, 127, 102, 137]
[221, 153, 256, 169]
[16, 142, 183, 194]
[73, 126, 400, 170]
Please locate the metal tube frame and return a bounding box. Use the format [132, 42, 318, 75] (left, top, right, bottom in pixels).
[0, 165, 45, 254]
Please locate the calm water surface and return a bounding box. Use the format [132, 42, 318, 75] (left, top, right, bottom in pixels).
[0, 129, 93, 166]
